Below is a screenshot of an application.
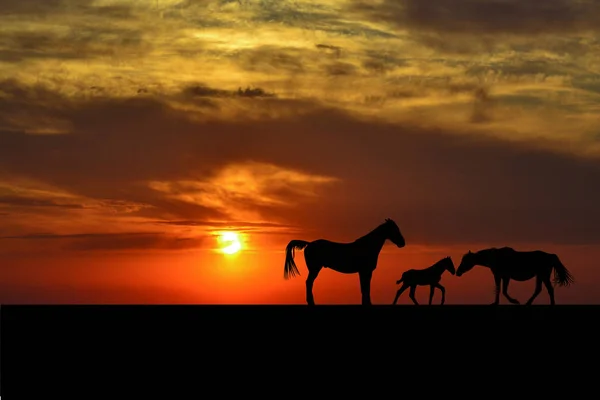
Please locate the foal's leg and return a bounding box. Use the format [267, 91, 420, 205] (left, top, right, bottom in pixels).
[428, 285, 435, 305]
[501, 278, 520, 305]
[409, 286, 419, 305]
[435, 283, 446, 305]
[525, 276, 543, 305]
[305, 265, 322, 306]
[542, 277, 555, 305]
[359, 270, 373, 306]
[491, 274, 501, 305]
[393, 284, 409, 305]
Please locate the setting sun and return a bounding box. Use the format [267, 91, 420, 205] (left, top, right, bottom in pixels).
[218, 232, 242, 255]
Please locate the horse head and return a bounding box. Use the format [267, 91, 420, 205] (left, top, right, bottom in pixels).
[456, 251, 476, 277]
[383, 218, 406, 248]
[444, 256, 456, 275]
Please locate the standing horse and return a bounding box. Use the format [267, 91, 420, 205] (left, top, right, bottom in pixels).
[283, 218, 406, 305]
[456, 247, 574, 305]
[392, 257, 456, 305]
[392, 256, 455, 305]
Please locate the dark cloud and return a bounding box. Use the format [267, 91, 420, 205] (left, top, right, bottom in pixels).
[349, 1, 600, 56]
[1, 232, 205, 251]
[325, 62, 358, 76]
[351, 0, 600, 35]
[0, 25, 149, 64]
[1, 0, 135, 17]
[229, 46, 306, 74]
[183, 83, 276, 99]
[156, 220, 293, 228]
[316, 43, 342, 53]
[1, 81, 600, 245]
[0, 0, 78, 15]
[0, 196, 84, 209]
[361, 50, 408, 74]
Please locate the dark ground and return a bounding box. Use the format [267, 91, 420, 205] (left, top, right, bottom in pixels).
[2, 305, 597, 397]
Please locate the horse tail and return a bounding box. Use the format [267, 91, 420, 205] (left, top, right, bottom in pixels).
[284, 240, 310, 280]
[551, 254, 574, 287]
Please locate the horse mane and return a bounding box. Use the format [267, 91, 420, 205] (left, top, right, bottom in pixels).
[354, 219, 393, 243]
[432, 257, 449, 268]
[475, 247, 515, 260]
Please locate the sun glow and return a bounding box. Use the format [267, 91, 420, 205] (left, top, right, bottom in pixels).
[218, 231, 242, 255]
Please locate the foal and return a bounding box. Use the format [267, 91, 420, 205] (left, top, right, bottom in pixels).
[392, 257, 455, 305]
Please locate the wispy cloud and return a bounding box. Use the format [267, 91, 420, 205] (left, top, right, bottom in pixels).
[148, 161, 339, 221]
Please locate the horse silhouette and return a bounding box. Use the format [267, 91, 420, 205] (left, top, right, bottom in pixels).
[456, 247, 574, 305]
[392, 256, 455, 305]
[283, 218, 406, 305]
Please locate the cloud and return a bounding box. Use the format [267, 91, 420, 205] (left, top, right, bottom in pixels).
[147, 161, 339, 221]
[1, 80, 599, 246]
[1, 1, 600, 249]
[154, 220, 304, 237]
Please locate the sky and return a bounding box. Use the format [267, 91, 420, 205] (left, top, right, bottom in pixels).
[1, 0, 600, 304]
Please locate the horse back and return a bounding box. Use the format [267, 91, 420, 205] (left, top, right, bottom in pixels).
[401, 268, 441, 285]
[508, 249, 555, 262]
[309, 239, 352, 249]
[306, 238, 379, 272]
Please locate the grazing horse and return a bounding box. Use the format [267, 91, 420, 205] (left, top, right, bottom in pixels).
[392, 256, 455, 305]
[456, 247, 574, 305]
[283, 218, 406, 305]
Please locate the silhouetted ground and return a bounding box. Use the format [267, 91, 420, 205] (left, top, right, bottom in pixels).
[3, 304, 597, 333]
[3, 305, 595, 397]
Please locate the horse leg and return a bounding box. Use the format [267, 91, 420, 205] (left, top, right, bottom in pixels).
[525, 276, 543, 305]
[428, 285, 435, 305]
[409, 286, 419, 305]
[392, 284, 408, 305]
[305, 267, 322, 306]
[358, 270, 373, 306]
[542, 276, 555, 305]
[435, 283, 446, 305]
[501, 278, 520, 305]
[491, 273, 501, 305]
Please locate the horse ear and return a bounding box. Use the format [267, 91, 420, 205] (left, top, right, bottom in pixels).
[468, 250, 472, 254]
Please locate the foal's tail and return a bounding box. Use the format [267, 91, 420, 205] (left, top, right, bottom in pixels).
[284, 240, 310, 280]
[551, 254, 574, 287]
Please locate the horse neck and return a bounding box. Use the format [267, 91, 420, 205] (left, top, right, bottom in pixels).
[431, 261, 447, 275]
[474, 251, 494, 268]
[355, 225, 387, 249]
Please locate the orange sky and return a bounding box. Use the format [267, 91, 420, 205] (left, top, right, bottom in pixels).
[1, 0, 600, 304]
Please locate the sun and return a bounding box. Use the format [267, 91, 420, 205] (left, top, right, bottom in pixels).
[218, 231, 242, 255]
